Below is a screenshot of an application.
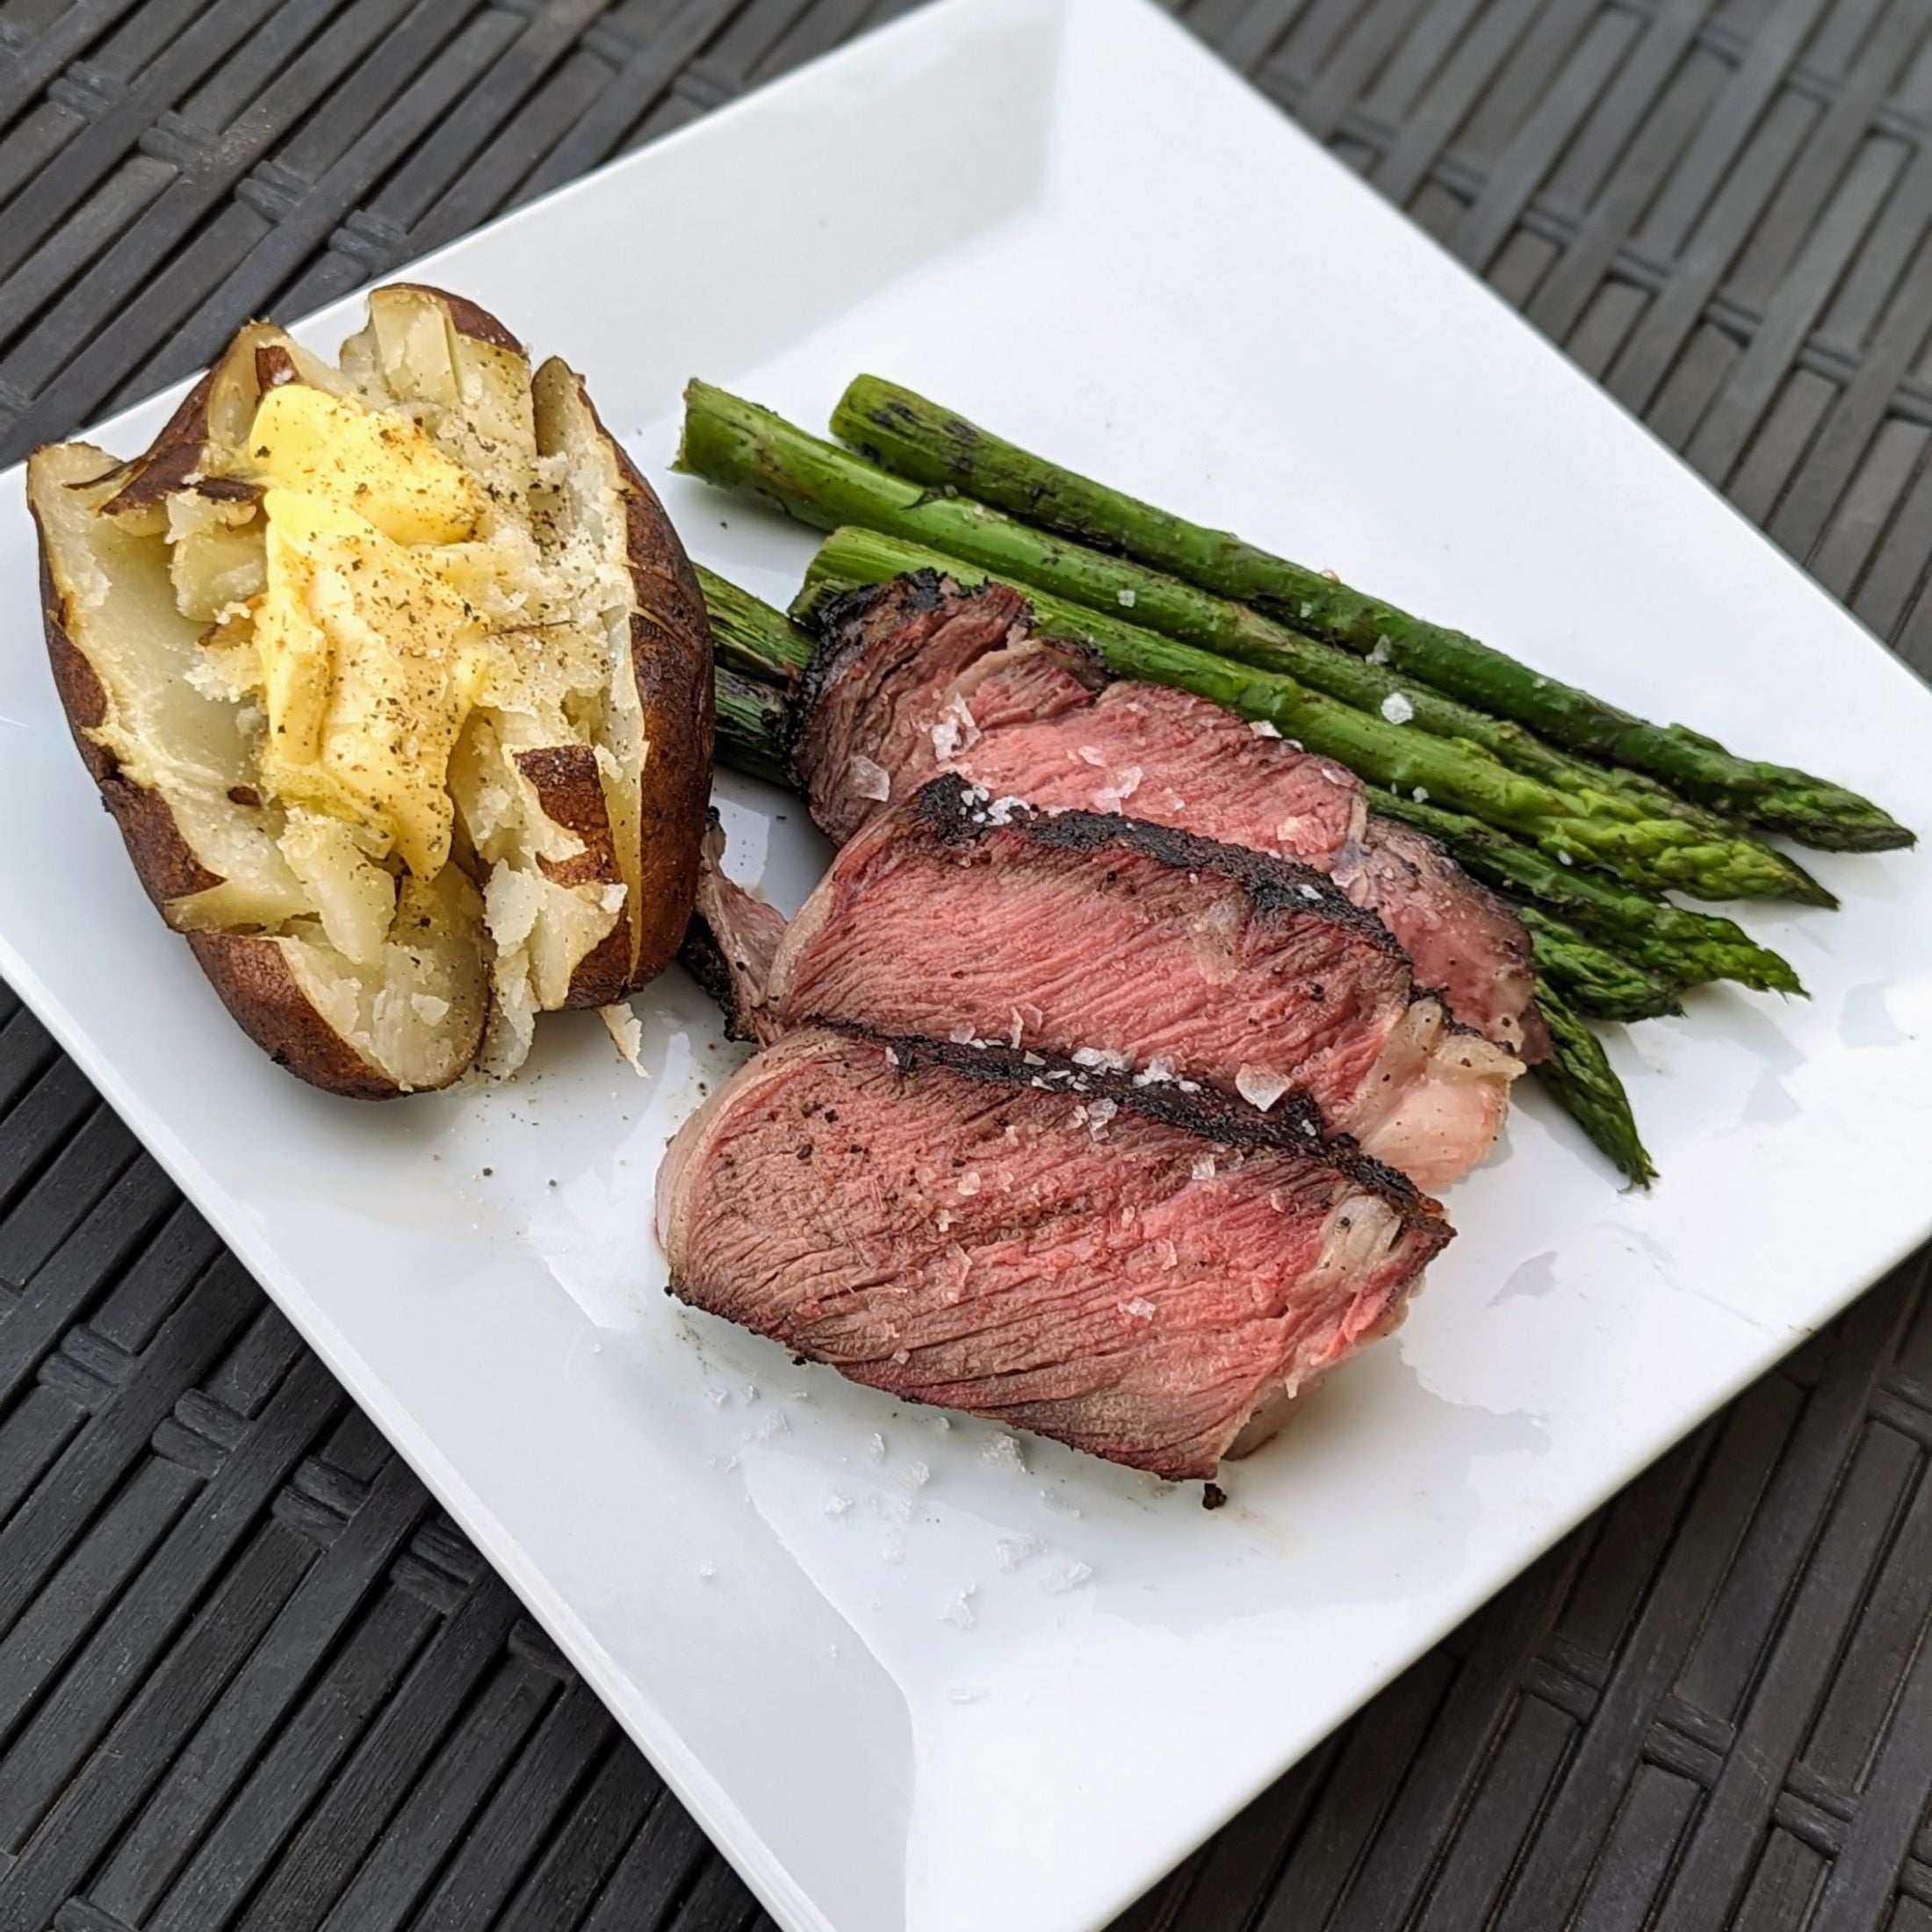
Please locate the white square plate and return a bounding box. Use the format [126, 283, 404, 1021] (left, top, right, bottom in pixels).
[3, 3, 1929, 1928]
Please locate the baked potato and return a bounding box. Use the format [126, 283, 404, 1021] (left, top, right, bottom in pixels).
[28, 285, 713, 1098]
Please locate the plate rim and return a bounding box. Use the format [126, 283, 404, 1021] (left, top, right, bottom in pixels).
[2, 2, 1928, 1928]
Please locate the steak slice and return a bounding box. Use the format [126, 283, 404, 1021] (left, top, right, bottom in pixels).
[759, 777, 1520, 1190]
[791, 573, 1103, 843]
[656, 1027, 1452, 1479]
[680, 815, 787, 1040]
[795, 573, 1544, 1060]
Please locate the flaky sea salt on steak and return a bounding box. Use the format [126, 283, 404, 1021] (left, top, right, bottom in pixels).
[655, 1027, 1452, 1480]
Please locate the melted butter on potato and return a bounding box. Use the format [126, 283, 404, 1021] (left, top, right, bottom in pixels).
[247, 383, 483, 545]
[254, 487, 486, 880]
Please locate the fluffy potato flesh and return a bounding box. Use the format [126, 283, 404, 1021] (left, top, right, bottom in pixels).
[28, 285, 711, 1096]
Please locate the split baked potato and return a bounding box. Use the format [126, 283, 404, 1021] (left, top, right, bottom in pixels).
[28, 284, 713, 1097]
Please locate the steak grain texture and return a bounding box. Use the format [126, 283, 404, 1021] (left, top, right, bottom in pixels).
[796, 573, 1543, 1060]
[656, 1028, 1451, 1478]
[762, 778, 1520, 1190]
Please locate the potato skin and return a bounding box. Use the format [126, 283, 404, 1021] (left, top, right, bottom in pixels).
[186, 933, 408, 1100]
[597, 393, 716, 993]
[96, 365, 220, 520]
[37, 527, 223, 908]
[517, 741, 633, 1009]
[387, 282, 526, 356]
[35, 479, 424, 1099]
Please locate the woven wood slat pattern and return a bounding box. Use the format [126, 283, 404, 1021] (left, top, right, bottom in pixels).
[0, 1, 1928, 1928]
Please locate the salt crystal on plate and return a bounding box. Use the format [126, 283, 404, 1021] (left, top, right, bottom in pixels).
[1248, 717, 1282, 739]
[1044, 1561, 1093, 1595]
[849, 753, 891, 801]
[1380, 690, 1415, 724]
[982, 1434, 1027, 1473]
[941, 1588, 977, 1628]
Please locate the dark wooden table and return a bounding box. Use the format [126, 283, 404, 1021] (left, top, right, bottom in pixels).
[1, 2, 1929, 1928]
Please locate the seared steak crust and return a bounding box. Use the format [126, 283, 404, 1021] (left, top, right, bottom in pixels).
[908, 772, 1402, 959]
[877, 1028, 1431, 1211]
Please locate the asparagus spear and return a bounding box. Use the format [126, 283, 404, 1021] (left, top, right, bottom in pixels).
[696, 562, 814, 682]
[1519, 906, 1682, 1022]
[713, 663, 795, 787]
[706, 443, 1813, 907]
[760, 507, 1801, 903]
[1373, 789, 1802, 994]
[832, 375, 1908, 853]
[703, 565, 1659, 1186]
[1566, 755, 1833, 908]
[1532, 987, 1657, 1187]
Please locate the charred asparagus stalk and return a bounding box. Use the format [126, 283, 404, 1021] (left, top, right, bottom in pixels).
[713, 663, 793, 787]
[1532, 987, 1657, 1187]
[831, 375, 1907, 853]
[701, 565, 1658, 1186]
[762, 510, 1800, 903]
[696, 563, 814, 682]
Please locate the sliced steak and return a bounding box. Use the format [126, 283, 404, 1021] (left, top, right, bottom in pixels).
[791, 574, 1102, 842]
[795, 573, 1543, 1060]
[656, 1027, 1452, 1479]
[680, 816, 788, 1040]
[759, 777, 1518, 1190]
